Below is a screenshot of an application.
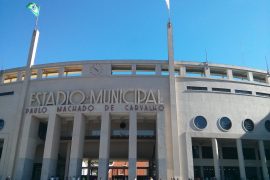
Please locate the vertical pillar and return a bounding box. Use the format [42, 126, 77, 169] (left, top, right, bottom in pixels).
[64, 142, 71, 179]
[37, 69, 43, 79]
[247, 72, 254, 81]
[227, 69, 233, 80]
[259, 140, 269, 180]
[155, 64, 162, 75]
[219, 144, 224, 180]
[17, 71, 23, 81]
[180, 66, 186, 77]
[156, 111, 167, 179]
[82, 64, 90, 77]
[59, 67, 65, 78]
[236, 139, 246, 180]
[40, 112, 61, 180]
[14, 114, 39, 180]
[0, 73, 4, 84]
[212, 138, 220, 180]
[128, 112, 137, 179]
[204, 67, 210, 77]
[98, 112, 111, 180]
[132, 64, 136, 75]
[186, 134, 194, 179]
[68, 113, 86, 177]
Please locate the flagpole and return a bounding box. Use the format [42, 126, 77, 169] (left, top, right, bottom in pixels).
[35, 6, 40, 30]
[168, 9, 171, 23]
[9, 4, 41, 177]
[35, 16, 38, 30]
[165, 1, 181, 178]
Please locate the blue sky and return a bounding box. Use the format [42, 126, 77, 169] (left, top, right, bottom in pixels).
[0, 0, 270, 70]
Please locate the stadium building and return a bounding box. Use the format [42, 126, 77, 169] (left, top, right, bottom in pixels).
[0, 23, 270, 180]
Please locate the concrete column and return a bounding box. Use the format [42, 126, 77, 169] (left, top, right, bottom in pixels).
[59, 67, 65, 78]
[236, 139, 246, 180]
[156, 111, 167, 179]
[227, 69, 233, 80]
[212, 138, 220, 180]
[0, 73, 5, 84]
[82, 64, 90, 77]
[132, 64, 136, 75]
[259, 140, 269, 180]
[37, 69, 43, 79]
[14, 114, 39, 180]
[64, 142, 71, 180]
[247, 72, 254, 81]
[98, 112, 111, 180]
[204, 67, 210, 77]
[180, 66, 186, 77]
[68, 113, 86, 177]
[40, 112, 61, 180]
[186, 134, 194, 179]
[128, 112, 137, 179]
[17, 71, 23, 81]
[155, 64, 162, 75]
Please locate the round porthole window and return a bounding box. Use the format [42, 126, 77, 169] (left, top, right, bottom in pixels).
[265, 120, 270, 132]
[218, 117, 232, 131]
[242, 119, 254, 132]
[193, 116, 207, 130]
[0, 119, 4, 130]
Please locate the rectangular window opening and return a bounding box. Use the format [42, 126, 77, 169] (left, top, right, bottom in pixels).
[3, 74, 17, 83]
[222, 147, 238, 159]
[111, 65, 132, 75]
[210, 69, 227, 79]
[64, 67, 82, 77]
[235, 89, 252, 95]
[187, 86, 208, 91]
[136, 65, 156, 75]
[212, 88, 231, 93]
[256, 92, 270, 97]
[42, 69, 59, 79]
[233, 71, 248, 81]
[202, 146, 213, 159]
[161, 67, 169, 76]
[253, 73, 266, 83]
[0, 91, 14, 96]
[186, 67, 205, 77]
[192, 146, 200, 158]
[31, 71, 38, 80]
[243, 148, 256, 160]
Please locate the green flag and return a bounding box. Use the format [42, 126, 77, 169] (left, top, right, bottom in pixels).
[27, 2, 40, 17]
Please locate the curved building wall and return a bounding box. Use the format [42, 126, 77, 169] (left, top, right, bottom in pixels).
[177, 77, 270, 137]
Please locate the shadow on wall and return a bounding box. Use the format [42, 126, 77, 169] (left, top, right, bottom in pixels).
[241, 112, 270, 140]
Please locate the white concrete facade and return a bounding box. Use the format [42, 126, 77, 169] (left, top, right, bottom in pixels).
[0, 60, 270, 179]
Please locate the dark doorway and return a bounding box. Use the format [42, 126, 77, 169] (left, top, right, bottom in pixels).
[31, 163, 42, 180]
